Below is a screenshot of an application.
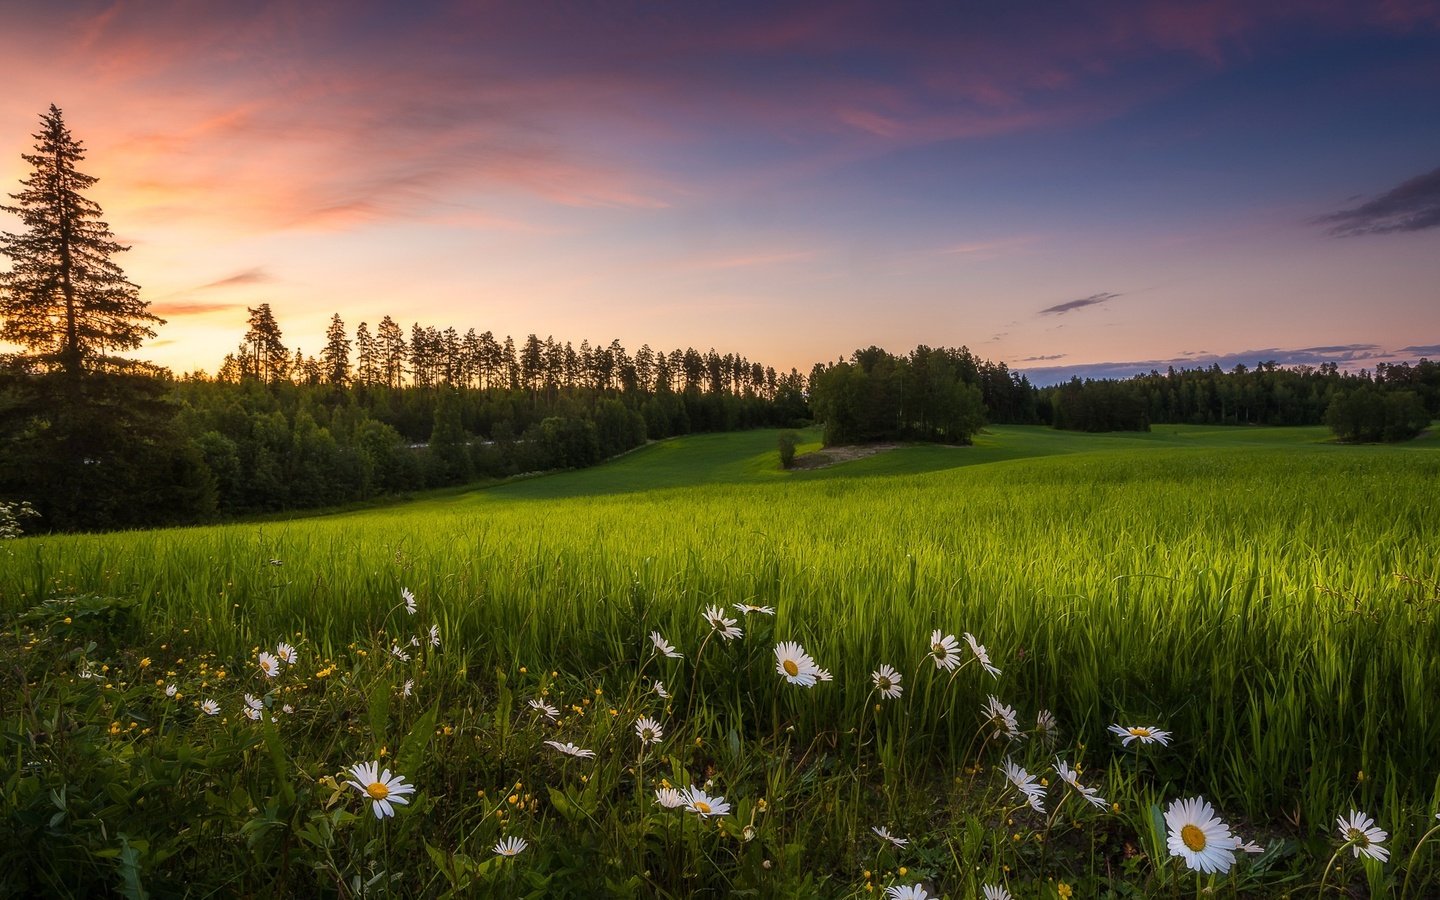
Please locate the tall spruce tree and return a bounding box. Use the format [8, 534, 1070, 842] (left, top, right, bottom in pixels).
[0, 105, 161, 375]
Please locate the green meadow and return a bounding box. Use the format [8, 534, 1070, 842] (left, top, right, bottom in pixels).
[4, 425, 1440, 897]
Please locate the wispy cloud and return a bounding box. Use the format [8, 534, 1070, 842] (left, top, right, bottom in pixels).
[1316, 165, 1440, 236]
[1019, 353, 1066, 362]
[1398, 343, 1440, 356]
[197, 268, 271, 290]
[1039, 292, 1123, 316]
[149, 302, 245, 317]
[1017, 343, 1411, 386]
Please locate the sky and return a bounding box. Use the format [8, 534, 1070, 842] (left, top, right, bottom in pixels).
[1, 0, 1437, 386]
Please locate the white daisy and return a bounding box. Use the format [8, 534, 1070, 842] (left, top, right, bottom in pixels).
[1035, 709, 1059, 742]
[493, 836, 528, 857]
[654, 787, 687, 808]
[1002, 758, 1046, 813]
[1238, 839, 1265, 853]
[929, 630, 962, 670]
[544, 740, 596, 759]
[244, 706, 262, 721]
[650, 631, 683, 658]
[983, 887, 1013, 900]
[683, 786, 731, 817]
[983, 695, 1024, 741]
[345, 760, 416, 819]
[653, 680, 671, 699]
[885, 886, 931, 900]
[244, 693, 263, 711]
[963, 632, 1001, 678]
[282, 703, 294, 714]
[528, 699, 558, 719]
[734, 603, 775, 615]
[200, 699, 220, 716]
[402, 588, 417, 614]
[635, 716, 664, 744]
[871, 825, 909, 848]
[872, 664, 903, 699]
[258, 651, 280, 678]
[164, 684, 178, 697]
[409, 635, 420, 647]
[1164, 796, 1239, 874]
[703, 605, 743, 641]
[1109, 723, 1171, 746]
[402, 679, 414, 697]
[1054, 758, 1107, 808]
[390, 644, 411, 662]
[774, 641, 821, 687]
[1337, 810, 1389, 862]
[276, 642, 298, 664]
[428, 625, 440, 648]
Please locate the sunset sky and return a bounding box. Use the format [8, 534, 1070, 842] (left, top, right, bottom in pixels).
[1, 0, 1437, 384]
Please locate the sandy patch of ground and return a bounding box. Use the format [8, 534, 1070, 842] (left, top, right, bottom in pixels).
[790, 442, 901, 470]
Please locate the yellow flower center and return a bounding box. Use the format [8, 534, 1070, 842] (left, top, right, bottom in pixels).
[932, 643, 944, 655]
[693, 801, 711, 814]
[366, 782, 390, 800]
[1181, 824, 1207, 852]
[1347, 828, 1368, 846]
[1129, 727, 1152, 737]
[783, 660, 799, 677]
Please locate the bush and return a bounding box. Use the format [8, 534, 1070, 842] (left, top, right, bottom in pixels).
[777, 431, 800, 468]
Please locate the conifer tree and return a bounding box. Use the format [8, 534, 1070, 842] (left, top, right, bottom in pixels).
[321, 313, 351, 385]
[0, 105, 161, 375]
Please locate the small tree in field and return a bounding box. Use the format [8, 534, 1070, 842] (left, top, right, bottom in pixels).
[0, 105, 161, 375]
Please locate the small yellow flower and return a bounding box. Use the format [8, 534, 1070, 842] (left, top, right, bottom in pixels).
[63, 616, 72, 624]
[140, 658, 151, 668]
[898, 866, 908, 876]
[1058, 884, 1073, 899]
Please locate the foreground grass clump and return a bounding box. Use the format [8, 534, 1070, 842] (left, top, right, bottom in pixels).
[3, 425, 1440, 897]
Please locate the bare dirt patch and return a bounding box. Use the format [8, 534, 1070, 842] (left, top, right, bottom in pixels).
[790, 442, 902, 470]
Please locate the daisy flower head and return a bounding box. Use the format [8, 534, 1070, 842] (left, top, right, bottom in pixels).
[401, 588, 417, 614]
[1238, 839, 1265, 853]
[963, 632, 1001, 678]
[983, 887, 1013, 900]
[871, 664, 903, 699]
[703, 605, 743, 641]
[345, 760, 416, 819]
[258, 651, 280, 678]
[1036, 708, 1059, 742]
[1002, 758, 1046, 813]
[871, 825, 909, 848]
[1054, 758, 1107, 808]
[1164, 796, 1239, 874]
[528, 699, 558, 719]
[929, 630, 962, 670]
[390, 644, 411, 662]
[1109, 723, 1172, 746]
[683, 786, 731, 817]
[164, 684, 178, 697]
[774, 641, 821, 687]
[635, 716, 664, 744]
[402, 679, 414, 697]
[244, 706, 262, 721]
[282, 703, 294, 714]
[654, 786, 687, 808]
[244, 693, 263, 711]
[200, 699, 220, 716]
[885, 886, 931, 900]
[653, 680, 671, 699]
[650, 631, 682, 658]
[734, 603, 775, 615]
[493, 836, 528, 857]
[983, 695, 1024, 741]
[1337, 810, 1389, 862]
[276, 642, 298, 664]
[428, 624, 440, 648]
[544, 740, 596, 759]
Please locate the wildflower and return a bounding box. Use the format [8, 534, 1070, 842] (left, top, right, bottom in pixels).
[390, 644, 411, 662]
[655, 787, 687, 808]
[1164, 796, 1239, 874]
[402, 588, 417, 614]
[276, 642, 298, 664]
[1337, 810, 1389, 862]
[244, 693, 263, 712]
[683, 786, 731, 817]
[402, 679, 414, 697]
[635, 716, 664, 744]
[344, 760, 416, 819]
[983, 695, 1024, 741]
[815, 667, 834, 682]
[929, 630, 962, 670]
[258, 651, 280, 678]
[1054, 758, 1107, 808]
[653, 680, 671, 699]
[200, 699, 220, 716]
[528, 699, 559, 719]
[734, 603, 775, 615]
[1109, 723, 1172, 746]
[1057, 884, 1073, 899]
[1036, 709, 1059, 741]
[871, 825, 909, 848]
[650, 631, 683, 658]
[493, 836, 528, 857]
[428, 624, 440, 648]
[703, 605, 743, 641]
[963, 632, 1001, 678]
[164, 684, 177, 697]
[983, 887, 1013, 900]
[1002, 758, 1046, 813]
[282, 703, 294, 714]
[871, 664, 903, 699]
[244, 706, 262, 721]
[543, 740, 596, 759]
[885, 886, 931, 900]
[1238, 839, 1265, 853]
[774, 641, 822, 687]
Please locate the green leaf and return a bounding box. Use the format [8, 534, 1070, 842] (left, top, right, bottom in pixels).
[115, 834, 149, 900]
[396, 704, 439, 775]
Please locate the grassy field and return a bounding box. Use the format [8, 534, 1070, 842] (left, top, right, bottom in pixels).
[4, 424, 1439, 897]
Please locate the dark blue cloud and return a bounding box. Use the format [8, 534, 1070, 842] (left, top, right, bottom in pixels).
[1015, 343, 1419, 386]
[1038, 292, 1122, 316]
[1316, 165, 1440, 236]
